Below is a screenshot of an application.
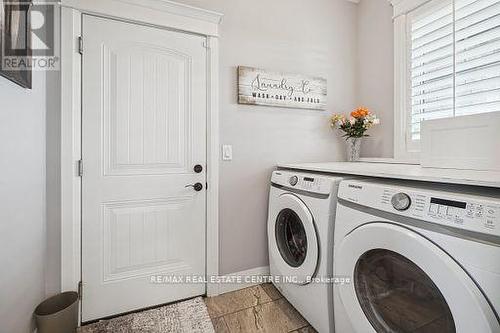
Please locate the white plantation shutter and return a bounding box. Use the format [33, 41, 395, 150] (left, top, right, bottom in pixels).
[409, 0, 500, 141]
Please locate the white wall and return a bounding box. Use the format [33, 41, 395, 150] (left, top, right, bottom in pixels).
[45, 70, 62, 296]
[357, 0, 394, 158]
[0, 71, 47, 333]
[172, 0, 358, 274]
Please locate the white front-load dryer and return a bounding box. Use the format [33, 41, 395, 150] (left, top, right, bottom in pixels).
[333, 178, 500, 333]
[268, 170, 345, 333]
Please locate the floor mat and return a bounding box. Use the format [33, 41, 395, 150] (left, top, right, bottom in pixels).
[79, 297, 214, 333]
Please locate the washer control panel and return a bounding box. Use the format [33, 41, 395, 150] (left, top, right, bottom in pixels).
[425, 197, 498, 232]
[271, 171, 343, 195]
[339, 180, 500, 237]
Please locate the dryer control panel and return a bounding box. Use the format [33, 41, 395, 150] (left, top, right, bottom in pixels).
[271, 171, 343, 195]
[339, 180, 500, 238]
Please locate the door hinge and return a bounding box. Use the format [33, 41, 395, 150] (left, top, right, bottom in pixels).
[78, 281, 83, 300]
[206, 182, 209, 190]
[78, 36, 84, 55]
[202, 40, 210, 49]
[77, 159, 83, 177]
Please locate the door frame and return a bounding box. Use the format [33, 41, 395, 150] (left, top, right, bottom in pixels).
[60, 0, 224, 307]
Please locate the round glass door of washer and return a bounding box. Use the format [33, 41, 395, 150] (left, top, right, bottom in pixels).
[275, 208, 308, 268]
[269, 193, 318, 284]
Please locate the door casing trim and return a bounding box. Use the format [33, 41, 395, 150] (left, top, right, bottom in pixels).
[60, 1, 223, 319]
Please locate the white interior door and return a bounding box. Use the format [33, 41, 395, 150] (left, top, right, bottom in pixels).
[81, 15, 207, 321]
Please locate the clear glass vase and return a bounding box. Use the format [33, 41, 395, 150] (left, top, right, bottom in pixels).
[346, 137, 362, 162]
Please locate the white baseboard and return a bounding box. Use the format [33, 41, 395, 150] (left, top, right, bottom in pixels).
[209, 266, 270, 296]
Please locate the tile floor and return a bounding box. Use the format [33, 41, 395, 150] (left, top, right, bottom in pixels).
[204, 284, 317, 333]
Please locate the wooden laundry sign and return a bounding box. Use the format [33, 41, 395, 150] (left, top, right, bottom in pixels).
[238, 66, 327, 110]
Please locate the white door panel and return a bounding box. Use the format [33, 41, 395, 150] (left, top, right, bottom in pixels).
[103, 43, 193, 176]
[81, 15, 207, 321]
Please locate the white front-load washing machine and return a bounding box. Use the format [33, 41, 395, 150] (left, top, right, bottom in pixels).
[268, 170, 344, 333]
[334, 178, 500, 333]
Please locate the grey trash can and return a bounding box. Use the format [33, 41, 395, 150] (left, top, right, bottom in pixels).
[34, 291, 79, 333]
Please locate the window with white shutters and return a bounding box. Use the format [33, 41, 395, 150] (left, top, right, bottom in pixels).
[409, 0, 500, 141]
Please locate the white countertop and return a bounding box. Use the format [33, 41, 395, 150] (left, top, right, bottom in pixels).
[277, 162, 500, 188]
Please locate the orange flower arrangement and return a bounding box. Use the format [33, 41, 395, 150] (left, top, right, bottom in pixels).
[330, 107, 380, 139]
[351, 107, 370, 119]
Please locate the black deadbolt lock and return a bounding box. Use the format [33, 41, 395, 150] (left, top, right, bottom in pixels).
[194, 164, 203, 173]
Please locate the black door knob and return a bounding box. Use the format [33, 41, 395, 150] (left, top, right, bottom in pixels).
[185, 182, 203, 192]
[194, 165, 203, 173]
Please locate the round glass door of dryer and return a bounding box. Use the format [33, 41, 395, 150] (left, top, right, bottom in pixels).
[355, 249, 455, 333]
[335, 222, 500, 333]
[268, 193, 319, 284]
